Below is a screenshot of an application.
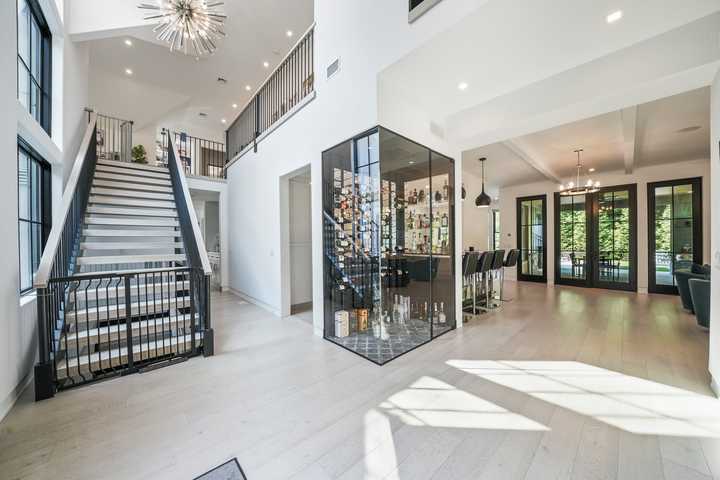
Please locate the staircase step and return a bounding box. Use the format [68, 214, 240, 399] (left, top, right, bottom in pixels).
[61, 315, 194, 352]
[57, 334, 195, 380]
[82, 229, 180, 238]
[80, 242, 184, 251]
[69, 280, 190, 303]
[95, 165, 170, 180]
[91, 188, 174, 201]
[86, 206, 177, 218]
[84, 216, 179, 227]
[76, 254, 186, 266]
[94, 172, 172, 186]
[69, 267, 191, 279]
[90, 196, 176, 209]
[65, 295, 191, 323]
[93, 179, 173, 193]
[97, 159, 168, 173]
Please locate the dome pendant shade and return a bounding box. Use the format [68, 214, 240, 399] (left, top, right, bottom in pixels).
[475, 157, 492, 208]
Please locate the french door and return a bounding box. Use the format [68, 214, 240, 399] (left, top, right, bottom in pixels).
[517, 195, 547, 282]
[555, 184, 637, 291]
[648, 178, 702, 294]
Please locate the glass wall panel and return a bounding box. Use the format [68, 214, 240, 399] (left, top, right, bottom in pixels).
[558, 194, 586, 281]
[322, 127, 455, 364]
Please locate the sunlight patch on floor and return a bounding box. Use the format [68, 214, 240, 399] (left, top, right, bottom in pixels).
[378, 376, 549, 431]
[447, 360, 720, 438]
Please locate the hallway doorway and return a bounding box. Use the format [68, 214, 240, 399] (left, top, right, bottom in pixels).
[282, 166, 313, 316]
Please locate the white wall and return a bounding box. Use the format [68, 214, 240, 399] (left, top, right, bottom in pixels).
[499, 159, 712, 289]
[709, 70, 720, 393]
[289, 177, 312, 306]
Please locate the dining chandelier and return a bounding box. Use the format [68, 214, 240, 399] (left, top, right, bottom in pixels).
[138, 1, 227, 56]
[560, 149, 600, 196]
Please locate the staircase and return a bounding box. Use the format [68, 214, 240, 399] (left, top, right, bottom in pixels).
[34, 112, 213, 399]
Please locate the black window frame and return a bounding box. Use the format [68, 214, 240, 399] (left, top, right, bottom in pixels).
[17, 0, 52, 135]
[18, 137, 52, 294]
[516, 194, 547, 283]
[492, 209, 500, 250]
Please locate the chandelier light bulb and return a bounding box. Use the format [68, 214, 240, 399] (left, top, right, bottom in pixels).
[138, 1, 227, 56]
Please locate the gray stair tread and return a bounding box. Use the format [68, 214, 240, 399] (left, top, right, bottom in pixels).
[65, 295, 192, 322]
[62, 314, 193, 348]
[68, 267, 191, 278]
[76, 254, 186, 265]
[89, 196, 176, 209]
[84, 217, 179, 227]
[86, 206, 177, 218]
[97, 159, 168, 173]
[93, 179, 173, 193]
[94, 172, 172, 186]
[91, 188, 174, 201]
[56, 334, 195, 378]
[82, 229, 180, 237]
[70, 280, 190, 302]
[80, 242, 184, 250]
[95, 165, 170, 180]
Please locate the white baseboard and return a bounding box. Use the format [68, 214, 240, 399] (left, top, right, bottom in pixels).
[0, 372, 33, 422]
[638, 287, 649, 294]
[228, 288, 281, 317]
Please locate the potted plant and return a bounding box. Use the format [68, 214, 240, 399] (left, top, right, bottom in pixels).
[131, 145, 148, 164]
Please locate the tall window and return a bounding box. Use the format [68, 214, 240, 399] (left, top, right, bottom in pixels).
[492, 210, 501, 250]
[18, 139, 51, 293]
[17, 0, 52, 134]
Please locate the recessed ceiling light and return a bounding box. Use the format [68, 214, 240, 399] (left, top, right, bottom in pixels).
[458, 82, 469, 91]
[263, 61, 270, 68]
[124, 39, 133, 47]
[606, 10, 623, 24]
[408, 161, 415, 165]
[125, 68, 133, 76]
[588, 168, 596, 172]
[286, 30, 294, 37]
[245, 85, 252, 91]
[232, 103, 238, 109]
[221, 118, 227, 124]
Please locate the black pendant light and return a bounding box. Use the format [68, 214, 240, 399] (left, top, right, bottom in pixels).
[461, 184, 466, 200]
[475, 157, 492, 208]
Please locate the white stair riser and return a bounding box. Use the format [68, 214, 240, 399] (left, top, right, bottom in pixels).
[76, 254, 186, 265]
[82, 229, 180, 237]
[95, 165, 170, 180]
[86, 206, 178, 218]
[94, 172, 172, 186]
[91, 188, 174, 201]
[93, 179, 173, 193]
[89, 196, 177, 209]
[84, 217, 179, 227]
[97, 159, 168, 173]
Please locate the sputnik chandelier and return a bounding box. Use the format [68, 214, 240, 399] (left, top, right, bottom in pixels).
[560, 149, 600, 196]
[138, 1, 227, 56]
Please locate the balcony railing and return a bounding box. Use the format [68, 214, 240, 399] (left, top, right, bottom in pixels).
[162, 131, 227, 180]
[226, 26, 315, 160]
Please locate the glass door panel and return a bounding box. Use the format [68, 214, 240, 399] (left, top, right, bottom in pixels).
[517, 195, 546, 282]
[557, 194, 587, 283]
[648, 178, 702, 294]
[593, 186, 635, 290]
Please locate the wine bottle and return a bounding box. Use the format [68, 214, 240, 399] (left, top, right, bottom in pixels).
[435, 190, 442, 202]
[443, 180, 449, 200]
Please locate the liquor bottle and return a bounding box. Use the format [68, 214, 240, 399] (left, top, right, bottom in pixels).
[413, 188, 419, 204]
[443, 180, 449, 200]
[441, 212, 448, 227]
[435, 190, 442, 202]
[438, 302, 446, 324]
[418, 189, 426, 203]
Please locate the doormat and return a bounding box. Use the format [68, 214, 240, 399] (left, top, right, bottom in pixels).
[194, 458, 247, 480]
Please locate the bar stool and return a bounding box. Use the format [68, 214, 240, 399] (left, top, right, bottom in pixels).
[461, 251, 479, 316]
[476, 251, 494, 312]
[501, 249, 520, 302]
[487, 250, 505, 309]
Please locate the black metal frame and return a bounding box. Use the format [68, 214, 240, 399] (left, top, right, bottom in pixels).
[16, 0, 52, 135]
[17, 136, 52, 294]
[226, 27, 314, 160]
[492, 209, 500, 250]
[516, 194, 547, 283]
[321, 125, 456, 366]
[647, 177, 703, 295]
[554, 184, 638, 292]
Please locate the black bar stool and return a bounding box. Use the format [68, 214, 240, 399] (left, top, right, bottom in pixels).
[461, 251, 479, 316]
[501, 249, 520, 302]
[476, 251, 494, 312]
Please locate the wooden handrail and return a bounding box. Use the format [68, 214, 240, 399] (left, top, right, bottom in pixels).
[34, 112, 98, 288]
[168, 131, 212, 276]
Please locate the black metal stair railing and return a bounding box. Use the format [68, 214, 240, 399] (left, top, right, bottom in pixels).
[226, 25, 315, 160]
[170, 131, 227, 179]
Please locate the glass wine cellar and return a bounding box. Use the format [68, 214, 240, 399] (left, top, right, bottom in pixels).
[322, 127, 455, 364]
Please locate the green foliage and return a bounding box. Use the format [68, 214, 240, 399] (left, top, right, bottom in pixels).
[131, 144, 148, 164]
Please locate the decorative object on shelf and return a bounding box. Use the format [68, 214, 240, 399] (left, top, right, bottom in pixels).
[138, 0, 227, 56]
[131, 144, 148, 164]
[475, 157, 492, 208]
[560, 149, 600, 196]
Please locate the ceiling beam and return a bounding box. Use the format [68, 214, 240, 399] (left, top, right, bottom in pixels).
[620, 106, 639, 174]
[502, 139, 563, 185]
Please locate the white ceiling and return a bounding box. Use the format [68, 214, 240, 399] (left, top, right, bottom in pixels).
[464, 87, 711, 189]
[86, 0, 314, 132]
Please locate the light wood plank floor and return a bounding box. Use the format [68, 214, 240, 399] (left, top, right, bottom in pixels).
[1, 282, 718, 480]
